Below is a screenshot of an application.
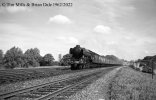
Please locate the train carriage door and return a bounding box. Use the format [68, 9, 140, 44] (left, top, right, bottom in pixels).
[105, 59, 108, 64]
[104, 58, 106, 64]
[99, 56, 101, 63]
[95, 55, 98, 63]
[91, 55, 94, 63]
[102, 57, 104, 63]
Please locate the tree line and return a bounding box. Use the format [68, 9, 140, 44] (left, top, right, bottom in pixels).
[0, 46, 56, 69]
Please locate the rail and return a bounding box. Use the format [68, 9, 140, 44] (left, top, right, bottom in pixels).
[0, 68, 113, 100]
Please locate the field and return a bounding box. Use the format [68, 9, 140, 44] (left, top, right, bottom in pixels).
[109, 67, 156, 100]
[0, 66, 70, 85]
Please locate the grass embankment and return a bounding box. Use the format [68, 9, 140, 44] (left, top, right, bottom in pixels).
[109, 67, 156, 100]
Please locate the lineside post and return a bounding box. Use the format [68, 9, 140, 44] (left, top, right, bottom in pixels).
[150, 56, 156, 79]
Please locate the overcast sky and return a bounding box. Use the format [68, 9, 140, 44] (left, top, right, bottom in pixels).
[0, 0, 156, 61]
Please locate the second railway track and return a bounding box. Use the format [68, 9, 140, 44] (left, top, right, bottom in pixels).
[0, 67, 115, 100]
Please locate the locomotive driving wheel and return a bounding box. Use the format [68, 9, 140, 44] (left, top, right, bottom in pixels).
[84, 63, 89, 69]
[78, 64, 84, 69]
[71, 64, 75, 70]
[71, 63, 78, 70]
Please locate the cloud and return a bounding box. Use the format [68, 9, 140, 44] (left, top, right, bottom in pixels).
[0, 8, 5, 13]
[106, 41, 117, 45]
[57, 36, 79, 44]
[6, 7, 30, 13]
[49, 15, 72, 24]
[0, 23, 26, 36]
[93, 0, 135, 26]
[144, 50, 149, 54]
[94, 25, 111, 34]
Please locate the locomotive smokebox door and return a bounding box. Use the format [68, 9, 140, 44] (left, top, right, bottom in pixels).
[69, 45, 84, 70]
[71, 45, 83, 59]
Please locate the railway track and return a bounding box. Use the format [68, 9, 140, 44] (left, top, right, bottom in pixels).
[0, 67, 114, 100]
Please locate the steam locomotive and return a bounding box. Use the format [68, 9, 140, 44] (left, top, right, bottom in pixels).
[69, 45, 122, 70]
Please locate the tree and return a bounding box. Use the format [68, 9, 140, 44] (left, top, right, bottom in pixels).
[0, 50, 4, 68]
[105, 55, 119, 61]
[60, 54, 72, 66]
[24, 48, 42, 67]
[3, 47, 24, 69]
[40, 53, 54, 66]
[143, 56, 153, 61]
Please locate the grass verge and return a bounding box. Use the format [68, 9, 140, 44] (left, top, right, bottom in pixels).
[109, 67, 156, 100]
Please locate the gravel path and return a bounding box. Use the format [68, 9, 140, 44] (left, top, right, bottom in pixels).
[68, 67, 122, 100]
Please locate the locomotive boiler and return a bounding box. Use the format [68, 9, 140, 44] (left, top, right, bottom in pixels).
[69, 45, 122, 70]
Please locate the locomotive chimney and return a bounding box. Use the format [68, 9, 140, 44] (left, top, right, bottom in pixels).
[76, 45, 80, 48]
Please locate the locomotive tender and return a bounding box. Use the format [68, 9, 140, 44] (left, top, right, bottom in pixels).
[69, 45, 122, 70]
